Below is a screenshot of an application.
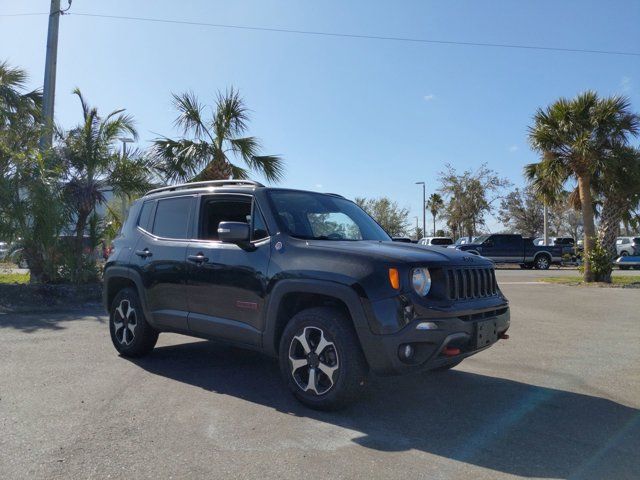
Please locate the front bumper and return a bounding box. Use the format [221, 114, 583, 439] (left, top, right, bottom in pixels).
[358, 305, 510, 375]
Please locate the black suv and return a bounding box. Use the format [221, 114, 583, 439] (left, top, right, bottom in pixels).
[104, 180, 510, 409]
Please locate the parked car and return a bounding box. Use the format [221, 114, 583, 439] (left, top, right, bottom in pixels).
[615, 255, 640, 270]
[104, 180, 510, 410]
[455, 234, 563, 269]
[418, 236, 454, 247]
[452, 236, 477, 246]
[0, 241, 8, 260]
[533, 237, 577, 259]
[616, 236, 640, 256]
[391, 236, 415, 243]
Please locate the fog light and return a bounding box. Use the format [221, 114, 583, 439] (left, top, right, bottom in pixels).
[416, 321, 438, 330]
[399, 344, 414, 359]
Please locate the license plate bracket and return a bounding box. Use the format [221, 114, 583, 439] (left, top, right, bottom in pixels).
[476, 319, 498, 348]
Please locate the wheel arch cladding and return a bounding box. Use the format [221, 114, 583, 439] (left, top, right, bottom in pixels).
[263, 280, 371, 358]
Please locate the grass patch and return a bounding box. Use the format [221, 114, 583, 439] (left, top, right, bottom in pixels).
[539, 275, 640, 287]
[0, 272, 30, 284]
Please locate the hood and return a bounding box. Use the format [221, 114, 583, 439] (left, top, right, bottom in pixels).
[301, 239, 492, 266]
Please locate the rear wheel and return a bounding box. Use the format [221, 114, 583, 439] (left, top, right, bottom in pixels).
[109, 288, 158, 357]
[620, 251, 629, 256]
[534, 254, 551, 270]
[279, 307, 368, 410]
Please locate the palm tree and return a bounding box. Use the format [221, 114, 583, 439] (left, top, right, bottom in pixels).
[527, 91, 639, 282]
[60, 88, 156, 282]
[0, 60, 41, 130]
[426, 193, 444, 236]
[0, 61, 62, 283]
[153, 88, 283, 183]
[595, 146, 640, 260]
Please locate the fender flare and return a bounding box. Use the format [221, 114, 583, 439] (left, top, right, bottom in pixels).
[103, 266, 157, 328]
[262, 279, 374, 359]
[533, 251, 552, 261]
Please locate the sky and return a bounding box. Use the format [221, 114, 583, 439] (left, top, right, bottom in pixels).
[1, 0, 639, 234]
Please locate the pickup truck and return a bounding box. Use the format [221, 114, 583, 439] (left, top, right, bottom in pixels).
[453, 234, 562, 269]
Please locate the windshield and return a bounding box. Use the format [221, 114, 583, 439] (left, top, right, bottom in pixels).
[267, 190, 391, 241]
[474, 235, 490, 244]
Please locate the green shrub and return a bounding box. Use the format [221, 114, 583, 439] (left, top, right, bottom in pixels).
[579, 239, 614, 282]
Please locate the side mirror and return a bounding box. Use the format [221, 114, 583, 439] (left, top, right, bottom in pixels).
[218, 221, 250, 243]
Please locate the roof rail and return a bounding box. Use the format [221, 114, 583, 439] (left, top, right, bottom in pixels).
[144, 179, 265, 197]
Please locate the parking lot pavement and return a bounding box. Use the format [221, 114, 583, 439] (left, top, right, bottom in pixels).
[1, 273, 638, 480]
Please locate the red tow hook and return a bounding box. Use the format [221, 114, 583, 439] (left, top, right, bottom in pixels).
[499, 333, 510, 340]
[442, 347, 460, 357]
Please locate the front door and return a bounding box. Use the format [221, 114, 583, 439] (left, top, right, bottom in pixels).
[186, 194, 271, 346]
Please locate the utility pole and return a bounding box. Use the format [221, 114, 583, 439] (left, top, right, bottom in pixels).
[40, 0, 69, 150]
[415, 181, 426, 239]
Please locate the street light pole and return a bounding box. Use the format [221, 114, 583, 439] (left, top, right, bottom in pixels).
[415, 181, 426, 239]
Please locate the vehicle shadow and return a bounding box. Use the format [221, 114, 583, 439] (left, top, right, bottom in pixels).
[130, 340, 639, 479]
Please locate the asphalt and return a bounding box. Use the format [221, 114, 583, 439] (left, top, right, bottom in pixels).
[1, 270, 639, 479]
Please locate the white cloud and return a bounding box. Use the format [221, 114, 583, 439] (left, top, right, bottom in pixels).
[315, 184, 323, 189]
[621, 76, 631, 92]
[508, 145, 518, 153]
[423, 94, 435, 102]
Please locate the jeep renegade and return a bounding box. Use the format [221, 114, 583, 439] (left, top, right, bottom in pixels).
[104, 180, 510, 409]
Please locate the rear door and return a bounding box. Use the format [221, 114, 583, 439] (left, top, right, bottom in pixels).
[185, 194, 271, 346]
[131, 195, 194, 331]
[502, 235, 524, 262]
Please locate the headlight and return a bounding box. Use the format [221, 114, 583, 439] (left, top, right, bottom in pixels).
[411, 268, 432, 296]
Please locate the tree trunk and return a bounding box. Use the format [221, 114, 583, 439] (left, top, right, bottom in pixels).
[577, 175, 596, 282]
[597, 196, 626, 283]
[598, 197, 625, 257]
[74, 210, 90, 284]
[196, 159, 232, 181]
[432, 214, 436, 237]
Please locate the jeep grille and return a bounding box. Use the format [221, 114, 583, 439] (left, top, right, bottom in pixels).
[446, 267, 498, 300]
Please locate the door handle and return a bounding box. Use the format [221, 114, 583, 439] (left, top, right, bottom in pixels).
[135, 249, 152, 258]
[187, 253, 209, 264]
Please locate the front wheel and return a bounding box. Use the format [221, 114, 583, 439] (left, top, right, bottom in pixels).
[279, 307, 368, 410]
[109, 288, 158, 357]
[534, 255, 551, 270]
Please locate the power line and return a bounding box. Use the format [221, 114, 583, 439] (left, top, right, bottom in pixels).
[0, 12, 47, 17]
[3, 11, 639, 57]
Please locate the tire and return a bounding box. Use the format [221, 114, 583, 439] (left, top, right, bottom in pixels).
[109, 288, 158, 357]
[534, 254, 551, 270]
[620, 251, 629, 256]
[278, 306, 368, 410]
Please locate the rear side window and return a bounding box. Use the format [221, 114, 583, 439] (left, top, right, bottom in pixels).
[152, 197, 192, 239]
[137, 201, 155, 232]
